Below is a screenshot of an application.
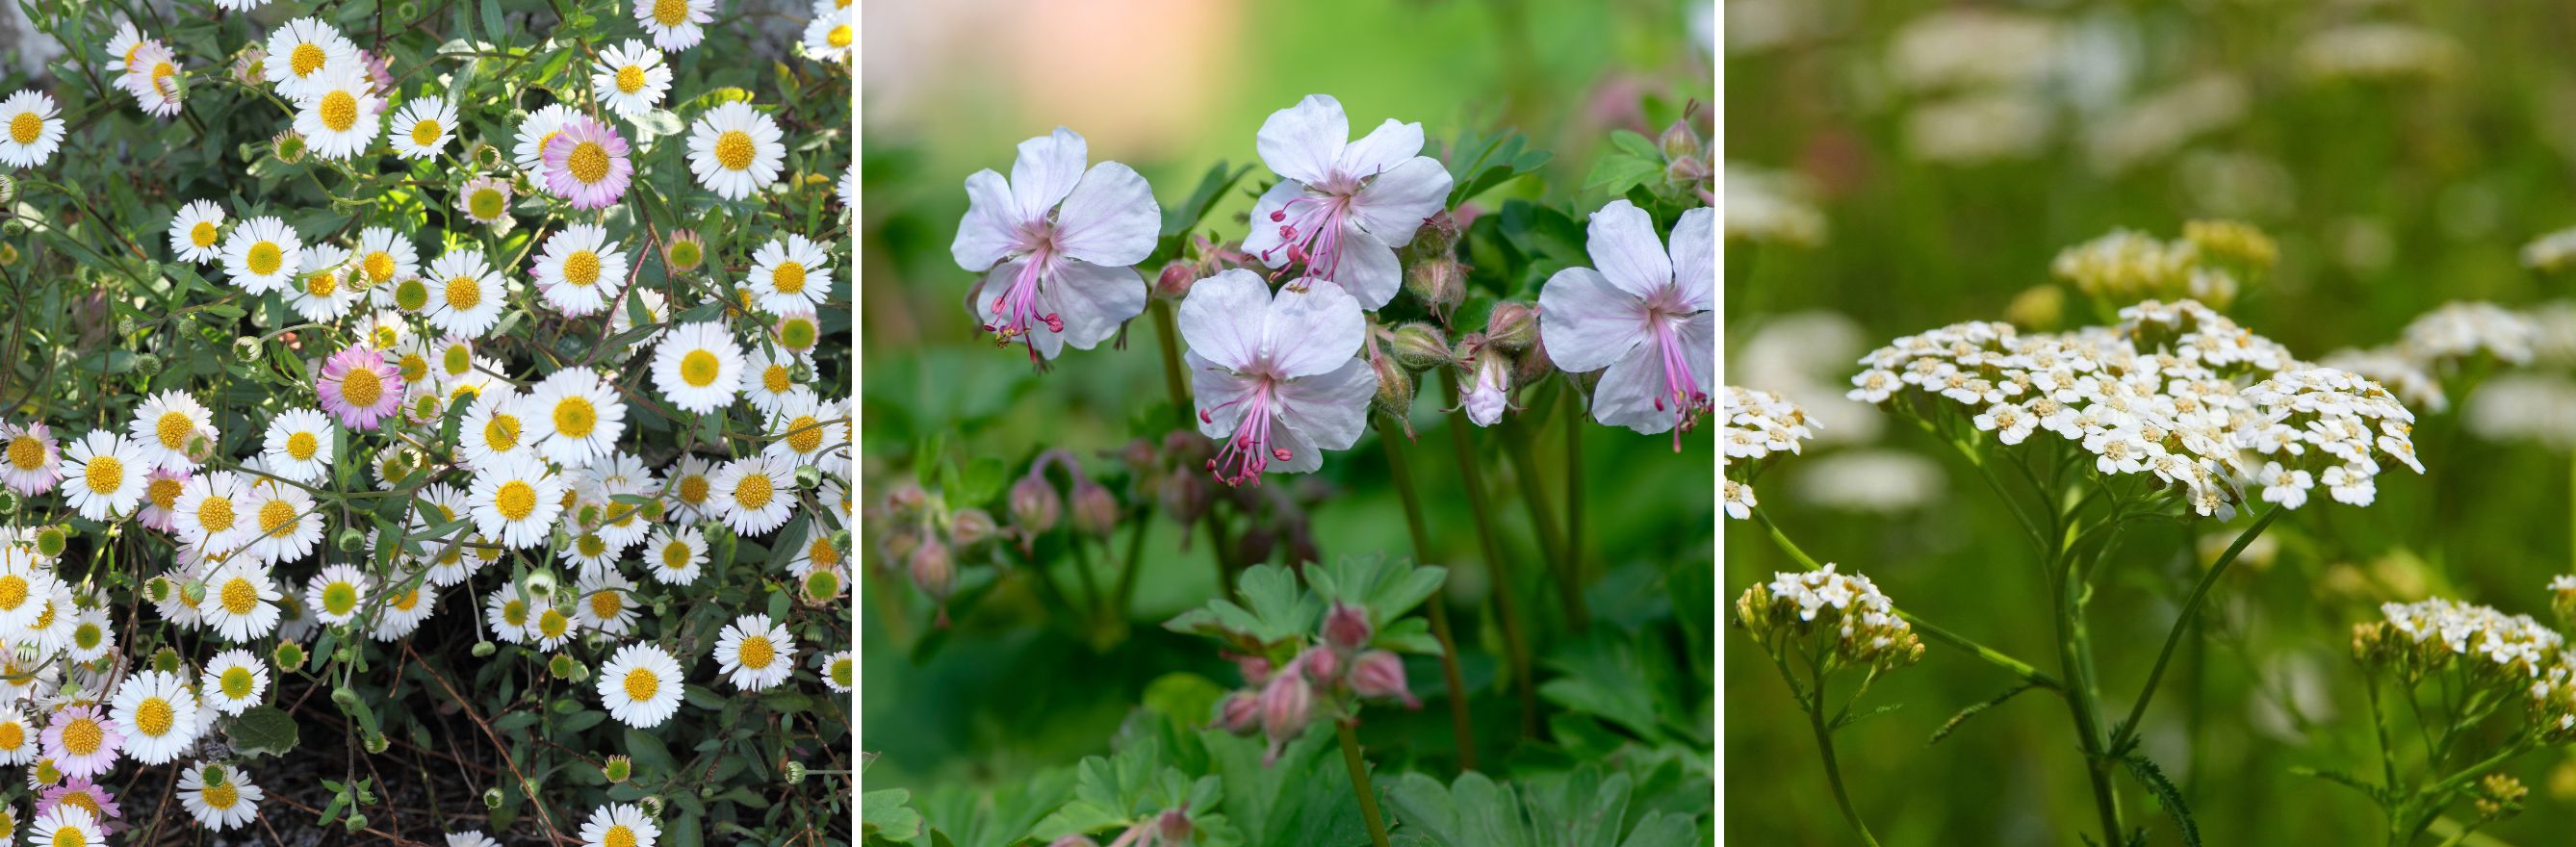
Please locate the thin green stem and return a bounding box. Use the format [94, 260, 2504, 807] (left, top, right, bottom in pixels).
[2110, 507, 2280, 752]
[1336, 720, 1394, 847]
[1150, 297, 1240, 595]
[1501, 414, 1584, 630]
[1379, 418, 1479, 771]
[1806, 657, 1884, 847]
[1562, 386, 1584, 584]
[1750, 507, 2060, 689]
[1442, 379, 1535, 737]
[1112, 512, 1148, 618]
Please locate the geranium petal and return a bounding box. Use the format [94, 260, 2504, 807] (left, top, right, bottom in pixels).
[1538, 267, 1647, 373]
[951, 169, 1021, 271]
[1585, 199, 1672, 298]
[1263, 282, 1366, 378]
[1188, 349, 1258, 438]
[1668, 207, 1713, 311]
[1045, 260, 1147, 351]
[1008, 127, 1088, 221]
[1256, 94, 1348, 187]
[1054, 162, 1160, 268]
[1178, 269, 1273, 372]
[1349, 157, 1452, 247]
[1325, 227, 1401, 311]
[1591, 346, 1672, 434]
[1336, 118, 1424, 179]
[1276, 357, 1377, 454]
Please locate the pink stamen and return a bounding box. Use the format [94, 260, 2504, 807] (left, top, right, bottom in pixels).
[1647, 310, 1711, 452]
[981, 229, 1065, 352]
[1204, 378, 1286, 486]
[1260, 188, 1360, 290]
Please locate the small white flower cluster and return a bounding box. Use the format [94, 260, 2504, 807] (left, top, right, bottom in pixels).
[2372, 598, 2563, 680]
[1849, 299, 2422, 520]
[2298, 23, 2462, 83]
[2320, 347, 2448, 413]
[1735, 564, 1922, 671]
[1723, 164, 1826, 247]
[2464, 374, 2576, 451]
[2520, 226, 2576, 273]
[2397, 301, 2538, 368]
[1721, 386, 1816, 520]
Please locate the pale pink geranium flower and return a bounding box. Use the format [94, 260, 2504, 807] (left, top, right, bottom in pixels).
[951, 127, 1159, 363]
[1181, 270, 1378, 485]
[1538, 201, 1713, 446]
[1242, 94, 1455, 310]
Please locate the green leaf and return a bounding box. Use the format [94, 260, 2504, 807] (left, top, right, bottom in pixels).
[1928, 682, 2038, 746]
[2122, 753, 2202, 847]
[230, 706, 300, 757]
[1160, 161, 1256, 240]
[480, 0, 506, 45]
[862, 789, 924, 840]
[1164, 564, 1318, 647]
[1582, 154, 1663, 196]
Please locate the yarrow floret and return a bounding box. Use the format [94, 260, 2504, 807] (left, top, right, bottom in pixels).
[1734, 564, 1924, 672]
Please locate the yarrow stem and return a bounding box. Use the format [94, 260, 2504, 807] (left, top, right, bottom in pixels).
[1806, 654, 1884, 847]
[2110, 507, 2281, 753]
[1378, 414, 1479, 771]
[1750, 507, 2061, 689]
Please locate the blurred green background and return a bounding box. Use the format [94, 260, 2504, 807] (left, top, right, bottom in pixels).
[858, 0, 1716, 825]
[1726, 0, 2576, 844]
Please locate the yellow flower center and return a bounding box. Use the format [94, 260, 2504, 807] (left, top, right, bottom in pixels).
[668, 240, 702, 270]
[652, 0, 690, 26]
[290, 42, 327, 77]
[395, 278, 430, 311]
[470, 189, 506, 220]
[191, 221, 219, 247]
[733, 473, 773, 510]
[399, 352, 430, 383]
[786, 416, 823, 453]
[679, 475, 709, 504]
[738, 634, 775, 669]
[443, 346, 471, 375]
[0, 576, 23, 611]
[563, 250, 602, 287]
[322, 583, 358, 615]
[554, 398, 597, 439]
[832, 657, 853, 687]
[606, 825, 639, 847]
[617, 64, 647, 94]
[155, 410, 195, 449]
[246, 242, 284, 276]
[0, 722, 20, 750]
[391, 587, 420, 611]
[287, 431, 320, 461]
[661, 541, 692, 569]
[538, 607, 569, 638]
[306, 269, 340, 297]
[828, 24, 852, 48]
[715, 130, 757, 171]
[220, 578, 260, 614]
[502, 599, 528, 627]
[495, 480, 538, 522]
[54, 823, 87, 847]
[147, 476, 184, 510]
[62, 718, 103, 755]
[203, 781, 239, 808]
[780, 318, 816, 349]
[681, 350, 721, 387]
[568, 141, 612, 185]
[221, 667, 256, 698]
[197, 497, 236, 534]
[8, 113, 40, 145]
[411, 118, 443, 147]
[135, 697, 176, 736]
[445, 275, 483, 311]
[320, 90, 359, 133]
[578, 534, 607, 558]
[339, 366, 382, 407]
[590, 590, 622, 620]
[364, 251, 396, 282]
[84, 454, 124, 495]
[73, 623, 102, 650]
[771, 261, 807, 295]
[623, 668, 659, 702]
[483, 415, 522, 451]
[809, 537, 840, 567]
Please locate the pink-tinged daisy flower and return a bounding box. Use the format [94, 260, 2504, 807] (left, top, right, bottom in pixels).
[122, 42, 185, 118]
[1242, 94, 1455, 310]
[317, 346, 404, 431]
[1180, 270, 1378, 485]
[138, 467, 193, 532]
[38, 775, 120, 831]
[0, 421, 62, 496]
[951, 127, 1158, 362]
[541, 116, 633, 210]
[1537, 201, 1713, 445]
[40, 705, 122, 780]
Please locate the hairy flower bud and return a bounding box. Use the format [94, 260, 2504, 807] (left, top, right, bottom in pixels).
[1404, 257, 1467, 321]
[1324, 603, 1373, 652]
[1390, 322, 1454, 372]
[949, 507, 997, 549]
[1159, 469, 1210, 526]
[1458, 351, 1513, 427]
[1230, 653, 1274, 686]
[1301, 646, 1342, 684]
[1659, 117, 1704, 164]
[909, 540, 955, 603]
[885, 481, 928, 515]
[604, 755, 633, 783]
[1369, 354, 1416, 425]
[1352, 650, 1419, 708]
[1213, 691, 1261, 734]
[1155, 262, 1197, 299]
[878, 527, 922, 573]
[1157, 809, 1194, 842]
[1069, 479, 1119, 539]
[1009, 474, 1061, 539]
[472, 640, 496, 657]
[1485, 301, 1538, 352]
[483, 787, 505, 809]
[274, 641, 307, 671]
[1257, 670, 1314, 744]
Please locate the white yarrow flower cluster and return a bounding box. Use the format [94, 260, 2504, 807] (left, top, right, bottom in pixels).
[2374, 599, 2563, 680]
[1735, 564, 1923, 671]
[1719, 386, 1815, 521]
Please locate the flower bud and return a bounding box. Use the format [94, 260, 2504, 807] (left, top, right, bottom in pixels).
[1159, 468, 1210, 526]
[133, 353, 163, 377]
[1405, 209, 1462, 258]
[346, 813, 369, 834]
[908, 540, 955, 603]
[878, 527, 921, 572]
[1485, 301, 1538, 352]
[639, 796, 664, 816]
[1154, 262, 1197, 299]
[336, 527, 367, 553]
[802, 567, 846, 603]
[472, 641, 496, 657]
[233, 336, 264, 363]
[784, 760, 808, 784]
[1213, 691, 1261, 734]
[1659, 117, 1704, 163]
[1069, 479, 1119, 539]
[1301, 646, 1342, 684]
[1230, 652, 1274, 686]
[273, 130, 307, 164]
[1666, 156, 1712, 185]
[0, 492, 14, 516]
[0, 174, 14, 205]
[1369, 354, 1416, 426]
[948, 507, 997, 549]
[35, 526, 67, 558]
[1008, 475, 1061, 538]
[365, 732, 390, 754]
[331, 686, 362, 712]
[1157, 809, 1194, 842]
[884, 481, 927, 515]
[549, 654, 579, 680]
[1257, 671, 1314, 743]
[274, 641, 307, 671]
[1403, 258, 1466, 321]
[1390, 322, 1453, 372]
[483, 787, 504, 808]
[1459, 352, 1512, 427]
[604, 755, 633, 783]
[1352, 650, 1420, 708]
[1323, 603, 1373, 652]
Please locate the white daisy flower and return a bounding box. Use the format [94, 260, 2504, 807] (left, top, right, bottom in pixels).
[29, 807, 104, 847]
[531, 223, 631, 316]
[425, 247, 508, 338]
[264, 17, 359, 100]
[457, 388, 533, 472]
[710, 454, 795, 536]
[220, 216, 305, 295]
[0, 90, 64, 168]
[198, 560, 284, 643]
[172, 471, 250, 552]
[0, 707, 37, 764]
[685, 101, 785, 200]
[457, 175, 516, 227]
[167, 199, 227, 264]
[21, 583, 75, 655]
[802, 6, 853, 64]
[470, 452, 567, 550]
[591, 40, 672, 118]
[259, 409, 331, 485]
[352, 226, 420, 302]
[530, 600, 577, 650]
[741, 346, 807, 418]
[59, 431, 147, 522]
[129, 389, 216, 471]
[713, 613, 797, 691]
[110, 669, 203, 764]
[292, 66, 382, 160]
[573, 570, 638, 636]
[0, 552, 56, 637]
[281, 244, 359, 321]
[660, 454, 718, 523]
[304, 563, 371, 626]
[64, 606, 115, 662]
[511, 102, 581, 172]
[370, 579, 435, 640]
[761, 389, 841, 473]
[178, 761, 265, 831]
[597, 642, 685, 729]
[819, 650, 853, 693]
[389, 98, 458, 160]
[634, 0, 714, 51]
[643, 526, 707, 584]
[200, 649, 271, 715]
[484, 586, 536, 644]
[239, 479, 321, 564]
[748, 234, 832, 315]
[528, 369, 628, 467]
[649, 321, 746, 414]
[125, 42, 188, 117]
[448, 834, 503, 847]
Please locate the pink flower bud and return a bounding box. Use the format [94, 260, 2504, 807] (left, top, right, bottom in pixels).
[1230, 652, 1274, 686]
[885, 481, 927, 514]
[1009, 475, 1061, 538]
[1459, 352, 1512, 427]
[1258, 672, 1314, 744]
[1369, 353, 1416, 425]
[1070, 479, 1120, 539]
[1352, 650, 1419, 709]
[1213, 691, 1261, 734]
[878, 528, 922, 574]
[1301, 646, 1342, 684]
[1659, 116, 1704, 163]
[1154, 262, 1197, 299]
[1403, 258, 1466, 322]
[1159, 470, 1210, 526]
[1390, 322, 1453, 372]
[1156, 809, 1194, 842]
[908, 540, 955, 603]
[948, 507, 997, 549]
[1323, 603, 1373, 652]
[1512, 339, 1556, 387]
[1485, 301, 1537, 352]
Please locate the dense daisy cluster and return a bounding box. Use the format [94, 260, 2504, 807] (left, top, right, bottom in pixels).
[1733, 564, 1923, 672]
[1719, 386, 1815, 520]
[0, 0, 853, 840]
[1848, 299, 2423, 519]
